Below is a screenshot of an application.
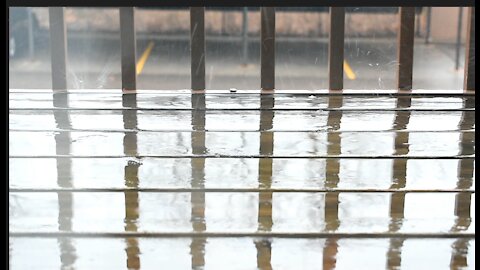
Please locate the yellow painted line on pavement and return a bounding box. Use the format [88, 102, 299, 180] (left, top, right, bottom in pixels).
[136, 41, 155, 75]
[343, 60, 357, 80]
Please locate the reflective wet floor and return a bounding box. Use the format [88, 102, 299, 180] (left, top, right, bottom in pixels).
[9, 90, 475, 269]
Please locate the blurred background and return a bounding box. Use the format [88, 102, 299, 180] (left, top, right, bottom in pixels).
[8, 7, 469, 90]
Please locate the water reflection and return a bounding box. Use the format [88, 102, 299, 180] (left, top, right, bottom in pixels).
[53, 92, 77, 269]
[9, 92, 476, 269]
[122, 93, 141, 269]
[449, 97, 475, 269]
[191, 93, 206, 269]
[386, 96, 411, 269]
[256, 93, 275, 269]
[323, 94, 343, 270]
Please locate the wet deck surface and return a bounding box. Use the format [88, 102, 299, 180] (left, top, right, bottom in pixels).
[9, 90, 475, 269]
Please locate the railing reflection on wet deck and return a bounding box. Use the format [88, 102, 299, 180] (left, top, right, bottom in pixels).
[122, 93, 140, 269]
[9, 90, 475, 269]
[52, 92, 76, 270]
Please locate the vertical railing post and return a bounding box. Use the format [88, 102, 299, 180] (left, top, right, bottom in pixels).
[261, 7, 275, 90]
[190, 7, 206, 91]
[328, 7, 345, 90]
[49, 7, 68, 90]
[464, 7, 475, 91]
[397, 7, 415, 91]
[242, 7, 249, 65]
[120, 7, 137, 90]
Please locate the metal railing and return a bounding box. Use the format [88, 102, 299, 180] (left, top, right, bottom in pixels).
[48, 7, 475, 91]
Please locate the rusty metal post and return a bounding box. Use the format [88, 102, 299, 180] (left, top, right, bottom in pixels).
[261, 7, 275, 90]
[190, 7, 206, 90]
[120, 7, 137, 90]
[397, 7, 415, 90]
[328, 7, 345, 90]
[464, 7, 475, 91]
[49, 7, 68, 90]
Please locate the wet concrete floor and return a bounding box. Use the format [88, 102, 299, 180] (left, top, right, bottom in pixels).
[9, 90, 475, 269]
